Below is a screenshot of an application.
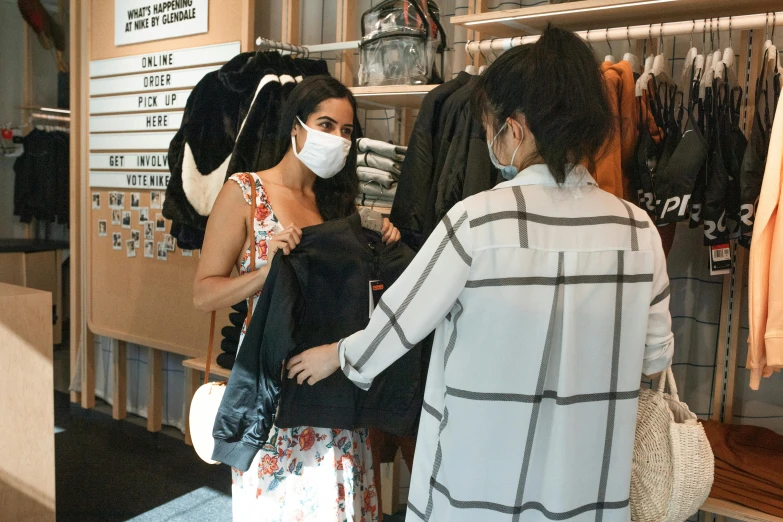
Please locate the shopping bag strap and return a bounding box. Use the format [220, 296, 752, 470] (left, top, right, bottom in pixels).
[655, 367, 680, 401]
[204, 175, 258, 385]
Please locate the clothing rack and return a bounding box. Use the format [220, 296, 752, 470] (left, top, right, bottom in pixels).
[30, 111, 70, 133]
[466, 11, 783, 55]
[255, 36, 310, 58]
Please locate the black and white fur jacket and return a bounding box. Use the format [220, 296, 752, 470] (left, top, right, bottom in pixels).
[163, 52, 328, 249]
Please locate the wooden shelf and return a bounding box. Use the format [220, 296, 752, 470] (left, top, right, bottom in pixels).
[182, 354, 232, 379]
[351, 85, 437, 109]
[450, 0, 782, 38]
[702, 497, 783, 522]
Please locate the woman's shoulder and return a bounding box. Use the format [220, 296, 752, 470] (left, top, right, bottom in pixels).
[227, 172, 264, 206]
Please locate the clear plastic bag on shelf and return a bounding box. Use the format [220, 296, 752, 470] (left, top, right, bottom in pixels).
[358, 0, 442, 86]
[359, 36, 439, 86]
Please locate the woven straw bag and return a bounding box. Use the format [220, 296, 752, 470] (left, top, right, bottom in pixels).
[631, 368, 714, 522]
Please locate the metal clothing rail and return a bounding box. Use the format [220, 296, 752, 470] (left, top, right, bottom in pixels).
[466, 11, 783, 55]
[31, 112, 71, 123]
[255, 37, 310, 57]
[304, 40, 361, 53]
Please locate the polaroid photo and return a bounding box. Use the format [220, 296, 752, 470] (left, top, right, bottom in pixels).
[98, 220, 108, 237]
[181, 249, 193, 257]
[157, 242, 167, 261]
[144, 221, 155, 240]
[131, 192, 141, 209]
[122, 211, 131, 229]
[109, 192, 117, 209]
[155, 214, 166, 232]
[117, 193, 126, 208]
[144, 240, 155, 259]
[126, 239, 136, 258]
[131, 230, 140, 248]
[160, 192, 166, 208]
[164, 234, 176, 252]
[92, 193, 101, 210]
[139, 207, 149, 223]
[112, 233, 122, 250]
[112, 209, 122, 225]
[150, 191, 161, 209]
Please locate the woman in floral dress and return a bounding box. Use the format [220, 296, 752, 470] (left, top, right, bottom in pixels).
[194, 76, 400, 521]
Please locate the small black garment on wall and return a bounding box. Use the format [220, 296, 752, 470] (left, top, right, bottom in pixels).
[14, 129, 70, 225]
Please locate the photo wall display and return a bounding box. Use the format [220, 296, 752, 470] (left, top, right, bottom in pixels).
[96, 190, 198, 261]
[88, 41, 240, 190]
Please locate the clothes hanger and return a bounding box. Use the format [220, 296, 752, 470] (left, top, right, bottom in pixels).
[636, 25, 656, 96]
[714, 17, 735, 82]
[465, 40, 478, 75]
[357, 180, 387, 233]
[680, 21, 699, 89]
[708, 18, 724, 83]
[622, 26, 640, 74]
[700, 18, 716, 100]
[764, 13, 779, 73]
[651, 24, 667, 77]
[357, 206, 384, 233]
[604, 29, 617, 64]
[475, 41, 493, 76]
[586, 29, 596, 59]
[693, 19, 707, 85]
[479, 39, 500, 74]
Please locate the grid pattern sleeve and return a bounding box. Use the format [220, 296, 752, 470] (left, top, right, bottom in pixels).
[644, 217, 675, 376]
[339, 202, 473, 389]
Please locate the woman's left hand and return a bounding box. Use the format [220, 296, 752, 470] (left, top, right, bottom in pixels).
[287, 343, 340, 385]
[381, 218, 401, 245]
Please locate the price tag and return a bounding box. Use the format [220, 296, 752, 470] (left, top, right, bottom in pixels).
[368, 280, 384, 318]
[709, 243, 732, 276]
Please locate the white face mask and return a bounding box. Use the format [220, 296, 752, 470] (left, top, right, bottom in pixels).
[292, 117, 352, 179]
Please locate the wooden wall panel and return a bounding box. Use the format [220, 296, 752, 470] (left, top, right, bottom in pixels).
[84, 1, 243, 357]
[0, 284, 55, 522]
[91, 0, 250, 60]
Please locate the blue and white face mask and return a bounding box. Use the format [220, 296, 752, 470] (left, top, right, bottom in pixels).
[487, 121, 523, 181]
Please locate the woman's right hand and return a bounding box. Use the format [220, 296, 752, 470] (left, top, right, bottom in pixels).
[267, 224, 303, 261]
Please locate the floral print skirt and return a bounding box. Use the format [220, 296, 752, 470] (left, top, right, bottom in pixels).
[231, 426, 379, 522]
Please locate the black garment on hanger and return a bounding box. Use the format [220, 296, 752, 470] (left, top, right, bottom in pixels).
[633, 127, 660, 219]
[655, 115, 707, 224]
[226, 56, 329, 176]
[703, 85, 731, 246]
[721, 86, 747, 238]
[163, 52, 329, 250]
[13, 129, 70, 225]
[212, 214, 429, 472]
[163, 52, 265, 246]
[739, 51, 774, 249]
[391, 72, 471, 250]
[435, 103, 496, 225]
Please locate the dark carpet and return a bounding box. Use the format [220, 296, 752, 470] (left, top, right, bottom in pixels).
[55, 392, 231, 521]
[54, 392, 407, 521]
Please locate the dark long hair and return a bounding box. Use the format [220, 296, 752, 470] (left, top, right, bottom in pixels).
[471, 26, 613, 184]
[277, 75, 359, 221]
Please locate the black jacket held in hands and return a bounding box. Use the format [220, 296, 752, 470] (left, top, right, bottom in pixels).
[212, 214, 430, 472]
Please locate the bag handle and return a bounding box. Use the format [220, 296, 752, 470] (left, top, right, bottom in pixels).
[204, 175, 258, 385]
[655, 367, 680, 402]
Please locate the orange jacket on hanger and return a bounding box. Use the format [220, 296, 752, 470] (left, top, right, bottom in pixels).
[748, 93, 783, 390]
[590, 61, 638, 199]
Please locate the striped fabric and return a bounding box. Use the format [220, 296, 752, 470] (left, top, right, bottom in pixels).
[338, 164, 674, 522]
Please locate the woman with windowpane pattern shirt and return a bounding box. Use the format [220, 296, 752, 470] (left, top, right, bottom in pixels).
[289, 27, 674, 522]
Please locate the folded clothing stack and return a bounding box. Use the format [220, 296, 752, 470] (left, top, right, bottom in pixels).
[355, 138, 407, 209]
[702, 420, 783, 517]
[217, 300, 248, 370]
